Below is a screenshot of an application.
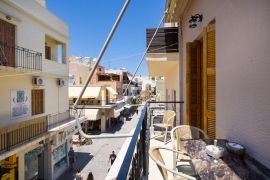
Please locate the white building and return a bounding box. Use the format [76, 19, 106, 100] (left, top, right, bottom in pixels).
[0, 0, 76, 179]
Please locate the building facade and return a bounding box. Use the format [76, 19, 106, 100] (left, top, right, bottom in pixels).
[147, 0, 270, 170]
[0, 0, 74, 179]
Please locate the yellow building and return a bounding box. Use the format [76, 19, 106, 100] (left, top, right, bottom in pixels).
[0, 0, 74, 179]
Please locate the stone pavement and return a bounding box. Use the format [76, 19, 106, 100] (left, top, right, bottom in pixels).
[57, 106, 142, 180]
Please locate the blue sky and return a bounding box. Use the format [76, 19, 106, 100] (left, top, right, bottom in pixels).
[46, 0, 165, 75]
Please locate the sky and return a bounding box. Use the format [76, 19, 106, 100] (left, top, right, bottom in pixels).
[46, 0, 165, 76]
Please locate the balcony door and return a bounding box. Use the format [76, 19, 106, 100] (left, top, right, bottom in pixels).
[186, 22, 216, 139]
[0, 19, 15, 67]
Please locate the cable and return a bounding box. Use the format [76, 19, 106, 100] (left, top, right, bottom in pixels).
[122, 13, 166, 96]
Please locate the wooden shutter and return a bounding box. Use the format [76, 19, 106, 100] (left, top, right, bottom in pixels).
[186, 41, 201, 128]
[203, 24, 216, 139]
[45, 46, 51, 60]
[32, 89, 44, 115]
[0, 19, 15, 67]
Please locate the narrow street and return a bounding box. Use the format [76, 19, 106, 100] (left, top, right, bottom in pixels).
[57, 106, 142, 180]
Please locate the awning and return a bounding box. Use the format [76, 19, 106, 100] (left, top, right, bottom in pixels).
[84, 109, 100, 121]
[106, 87, 117, 95]
[69, 87, 101, 98]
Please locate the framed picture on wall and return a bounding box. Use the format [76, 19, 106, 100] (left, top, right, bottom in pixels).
[11, 89, 30, 120]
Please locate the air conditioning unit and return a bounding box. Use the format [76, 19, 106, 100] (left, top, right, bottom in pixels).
[33, 76, 44, 86]
[57, 79, 65, 86]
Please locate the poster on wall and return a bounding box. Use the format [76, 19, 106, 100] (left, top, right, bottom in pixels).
[11, 89, 30, 120]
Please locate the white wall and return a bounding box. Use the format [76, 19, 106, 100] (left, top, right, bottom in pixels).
[0, 0, 69, 78]
[179, 0, 270, 168]
[0, 73, 69, 128]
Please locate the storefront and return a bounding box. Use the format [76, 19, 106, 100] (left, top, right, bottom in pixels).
[53, 142, 68, 178]
[24, 146, 48, 180]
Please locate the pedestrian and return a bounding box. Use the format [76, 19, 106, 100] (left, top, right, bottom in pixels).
[87, 171, 94, 180]
[75, 168, 83, 180]
[68, 147, 75, 170]
[108, 151, 117, 165]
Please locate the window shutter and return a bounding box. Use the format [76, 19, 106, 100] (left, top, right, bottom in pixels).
[186, 41, 201, 128]
[203, 24, 216, 139]
[32, 89, 44, 115]
[45, 46, 51, 60]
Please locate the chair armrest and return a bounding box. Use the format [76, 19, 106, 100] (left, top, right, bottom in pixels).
[149, 147, 196, 180]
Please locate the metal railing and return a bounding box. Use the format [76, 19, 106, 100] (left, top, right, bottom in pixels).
[106, 103, 149, 180]
[48, 111, 72, 130]
[106, 101, 184, 179]
[0, 42, 42, 70]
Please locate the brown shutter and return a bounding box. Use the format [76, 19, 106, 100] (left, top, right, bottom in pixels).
[186, 41, 201, 128]
[32, 89, 44, 115]
[0, 19, 15, 67]
[45, 46, 51, 60]
[203, 24, 216, 139]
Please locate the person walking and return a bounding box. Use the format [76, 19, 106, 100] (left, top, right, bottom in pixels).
[75, 168, 83, 180]
[87, 171, 94, 180]
[68, 147, 75, 170]
[108, 151, 117, 165]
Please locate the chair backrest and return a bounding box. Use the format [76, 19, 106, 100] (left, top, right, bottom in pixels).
[162, 110, 176, 126]
[149, 147, 169, 180]
[171, 125, 209, 150]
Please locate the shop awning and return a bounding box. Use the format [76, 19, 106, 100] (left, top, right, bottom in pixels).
[69, 87, 101, 98]
[84, 109, 100, 121]
[106, 87, 118, 95]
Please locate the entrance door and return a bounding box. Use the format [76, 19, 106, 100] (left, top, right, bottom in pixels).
[0, 19, 15, 67]
[186, 22, 216, 139]
[203, 23, 216, 139]
[186, 41, 202, 128]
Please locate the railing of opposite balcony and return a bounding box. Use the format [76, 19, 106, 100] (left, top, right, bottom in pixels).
[0, 42, 42, 70]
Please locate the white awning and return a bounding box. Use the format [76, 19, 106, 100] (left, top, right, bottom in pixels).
[106, 87, 117, 95]
[69, 87, 101, 98]
[84, 109, 100, 121]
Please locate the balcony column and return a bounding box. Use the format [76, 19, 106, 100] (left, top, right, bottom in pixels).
[101, 109, 106, 132]
[101, 87, 106, 106]
[18, 152, 25, 180]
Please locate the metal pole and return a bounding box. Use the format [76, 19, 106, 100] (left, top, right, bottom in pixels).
[122, 13, 165, 97]
[73, 0, 131, 110]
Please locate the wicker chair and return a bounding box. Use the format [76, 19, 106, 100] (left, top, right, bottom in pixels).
[170, 125, 209, 170]
[153, 110, 176, 143]
[149, 146, 197, 180]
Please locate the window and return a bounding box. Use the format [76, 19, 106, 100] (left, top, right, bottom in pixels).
[45, 46, 51, 60]
[32, 89, 44, 115]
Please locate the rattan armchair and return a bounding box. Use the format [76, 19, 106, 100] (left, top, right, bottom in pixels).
[153, 110, 176, 143]
[170, 125, 209, 170]
[149, 146, 197, 180]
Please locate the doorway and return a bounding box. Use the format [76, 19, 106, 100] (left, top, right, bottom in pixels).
[186, 22, 216, 139]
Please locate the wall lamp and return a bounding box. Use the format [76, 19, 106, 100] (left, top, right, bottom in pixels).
[189, 14, 203, 28]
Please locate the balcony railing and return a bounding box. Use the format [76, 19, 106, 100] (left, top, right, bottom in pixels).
[0, 42, 42, 70]
[106, 103, 149, 179]
[146, 27, 178, 53]
[0, 116, 47, 153]
[48, 111, 72, 130]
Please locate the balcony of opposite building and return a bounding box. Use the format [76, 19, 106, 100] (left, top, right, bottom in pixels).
[146, 27, 179, 76]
